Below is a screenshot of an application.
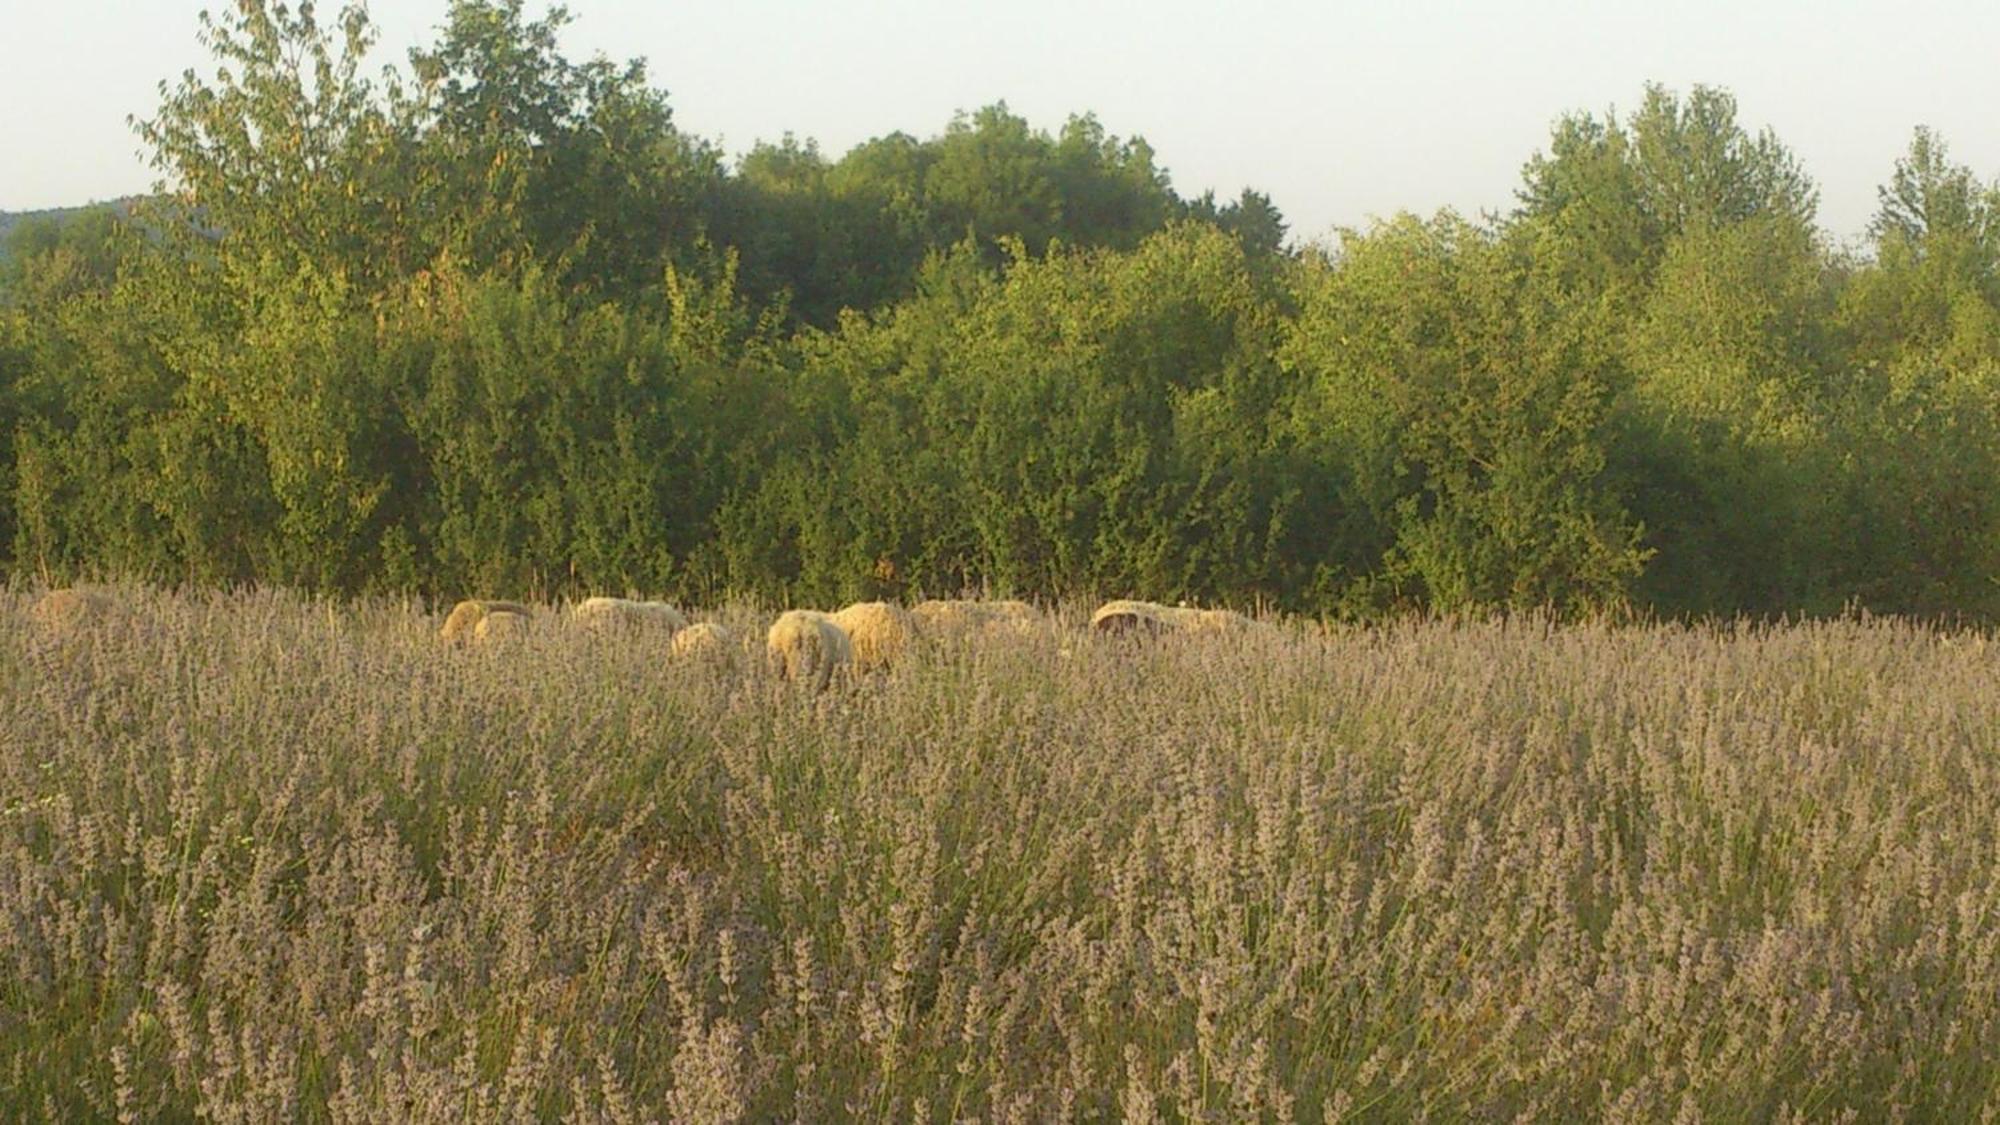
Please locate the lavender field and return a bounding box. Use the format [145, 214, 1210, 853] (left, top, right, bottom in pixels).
[5, 588, 1999, 1121]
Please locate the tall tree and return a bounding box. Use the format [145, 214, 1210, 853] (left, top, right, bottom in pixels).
[135, 1, 409, 285]
[1872, 126, 2000, 253]
[408, 0, 722, 298]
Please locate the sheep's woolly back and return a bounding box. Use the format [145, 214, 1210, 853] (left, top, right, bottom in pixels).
[1161, 606, 1257, 633]
[767, 610, 852, 690]
[440, 599, 531, 644]
[829, 601, 920, 671]
[982, 599, 1040, 638]
[912, 598, 1041, 641]
[910, 599, 982, 640]
[439, 600, 483, 643]
[572, 596, 689, 634]
[1093, 600, 1268, 638]
[472, 609, 531, 645]
[988, 599, 1039, 624]
[670, 621, 735, 663]
[30, 588, 120, 635]
[1090, 599, 1172, 634]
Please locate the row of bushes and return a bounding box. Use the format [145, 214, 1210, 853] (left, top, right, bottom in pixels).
[6, 209, 1997, 618]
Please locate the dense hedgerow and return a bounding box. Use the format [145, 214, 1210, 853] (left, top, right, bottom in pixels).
[5, 585, 2000, 1120]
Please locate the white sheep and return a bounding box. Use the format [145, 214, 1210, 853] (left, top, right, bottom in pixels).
[670, 621, 737, 665]
[471, 608, 532, 646]
[440, 599, 532, 645]
[767, 610, 852, 690]
[571, 596, 689, 634]
[828, 601, 921, 671]
[911, 598, 1041, 641]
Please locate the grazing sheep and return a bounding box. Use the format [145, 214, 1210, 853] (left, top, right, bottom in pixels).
[1163, 606, 1259, 633]
[829, 601, 921, 671]
[912, 598, 1041, 641]
[571, 596, 689, 634]
[984, 599, 1041, 640]
[767, 610, 852, 690]
[1091, 600, 1265, 637]
[988, 599, 1039, 624]
[30, 588, 121, 635]
[1090, 599, 1172, 634]
[909, 599, 977, 639]
[472, 609, 531, 646]
[440, 599, 532, 644]
[670, 621, 736, 664]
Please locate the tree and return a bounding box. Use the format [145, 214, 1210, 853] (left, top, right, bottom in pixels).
[135, 1, 409, 286]
[1048, 113, 1176, 249]
[1186, 188, 1290, 258]
[716, 225, 1309, 606]
[0, 206, 136, 304]
[714, 105, 1200, 328]
[1623, 84, 1817, 235]
[27, 27, 2000, 624]
[1872, 127, 2000, 254]
[1823, 129, 2000, 617]
[1518, 84, 1817, 304]
[1283, 215, 1648, 615]
[408, 0, 722, 298]
[1517, 83, 1835, 616]
[1844, 129, 2000, 369]
[0, 310, 22, 567]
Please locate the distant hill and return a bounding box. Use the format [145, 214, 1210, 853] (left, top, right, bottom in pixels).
[0, 199, 143, 261]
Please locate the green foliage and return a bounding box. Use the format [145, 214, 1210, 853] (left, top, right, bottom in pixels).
[1285, 216, 1648, 614]
[1823, 131, 2000, 617]
[0, 205, 135, 302]
[0, 312, 21, 568]
[1614, 212, 1837, 614]
[393, 258, 768, 597]
[716, 225, 1308, 607]
[713, 104, 1199, 328]
[1186, 187, 1290, 259]
[1828, 355, 2000, 617]
[707, 134, 930, 328]
[406, 0, 723, 298]
[135, 1, 405, 284]
[10, 241, 264, 584]
[3, 1, 1999, 620]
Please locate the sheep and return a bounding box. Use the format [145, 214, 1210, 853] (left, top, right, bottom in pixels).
[911, 598, 1041, 641]
[471, 609, 531, 646]
[829, 601, 921, 671]
[571, 596, 689, 634]
[29, 588, 121, 635]
[909, 599, 969, 633]
[1091, 600, 1266, 637]
[988, 599, 1039, 625]
[983, 599, 1041, 640]
[767, 610, 852, 690]
[1089, 599, 1172, 635]
[670, 621, 736, 664]
[1162, 606, 1259, 633]
[440, 598, 532, 644]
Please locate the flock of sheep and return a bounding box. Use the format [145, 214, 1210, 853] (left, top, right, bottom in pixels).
[23, 588, 1274, 689]
[434, 595, 1268, 689]
[29, 586, 1272, 670]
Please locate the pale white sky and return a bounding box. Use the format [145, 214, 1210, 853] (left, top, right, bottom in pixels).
[3, 0, 1997, 246]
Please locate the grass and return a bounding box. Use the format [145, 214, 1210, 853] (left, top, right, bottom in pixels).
[4, 585, 2000, 1121]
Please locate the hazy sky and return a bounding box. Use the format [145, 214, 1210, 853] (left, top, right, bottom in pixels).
[4, 0, 1997, 246]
